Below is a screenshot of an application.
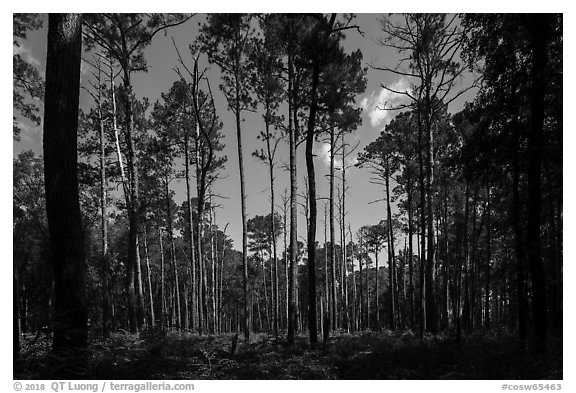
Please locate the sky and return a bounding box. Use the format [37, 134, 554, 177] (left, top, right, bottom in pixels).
[13, 13, 480, 256]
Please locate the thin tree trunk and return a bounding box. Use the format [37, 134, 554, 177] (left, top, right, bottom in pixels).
[165, 177, 181, 330]
[329, 125, 337, 331]
[407, 177, 415, 329]
[484, 184, 491, 328]
[417, 110, 427, 336]
[358, 237, 364, 330]
[96, 60, 111, 337]
[135, 234, 145, 329]
[159, 227, 166, 329]
[184, 128, 197, 332]
[348, 224, 357, 332]
[305, 60, 320, 347]
[233, 69, 250, 341]
[512, 140, 526, 346]
[385, 157, 396, 330]
[425, 114, 436, 333]
[210, 201, 217, 333]
[287, 47, 298, 345]
[142, 226, 155, 329]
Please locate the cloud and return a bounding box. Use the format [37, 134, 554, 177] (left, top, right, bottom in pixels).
[13, 43, 41, 67]
[361, 78, 411, 128]
[314, 142, 359, 169]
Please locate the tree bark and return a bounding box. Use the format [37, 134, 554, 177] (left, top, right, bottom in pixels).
[96, 61, 111, 338]
[329, 126, 337, 331]
[304, 58, 320, 346]
[184, 128, 197, 332]
[43, 13, 87, 351]
[287, 47, 298, 345]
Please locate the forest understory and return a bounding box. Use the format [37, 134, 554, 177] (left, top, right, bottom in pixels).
[15, 329, 562, 380]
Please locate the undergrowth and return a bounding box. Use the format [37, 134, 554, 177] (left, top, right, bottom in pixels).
[14, 329, 562, 380]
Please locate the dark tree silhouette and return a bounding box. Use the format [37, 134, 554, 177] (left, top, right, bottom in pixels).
[43, 13, 87, 352]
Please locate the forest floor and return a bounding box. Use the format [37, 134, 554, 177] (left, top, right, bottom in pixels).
[14, 329, 562, 380]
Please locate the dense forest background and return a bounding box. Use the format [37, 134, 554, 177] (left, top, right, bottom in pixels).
[13, 13, 562, 380]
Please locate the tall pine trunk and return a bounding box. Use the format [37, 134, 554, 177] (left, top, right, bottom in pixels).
[184, 129, 197, 332]
[424, 115, 437, 333]
[142, 226, 155, 329]
[329, 126, 337, 330]
[304, 60, 320, 347]
[385, 156, 396, 330]
[96, 62, 111, 337]
[43, 13, 87, 351]
[287, 48, 298, 345]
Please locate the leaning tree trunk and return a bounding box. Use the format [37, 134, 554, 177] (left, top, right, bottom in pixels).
[43, 13, 87, 351]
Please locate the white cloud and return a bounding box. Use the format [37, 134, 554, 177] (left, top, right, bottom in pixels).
[314, 142, 361, 170]
[13, 43, 41, 67]
[361, 78, 411, 128]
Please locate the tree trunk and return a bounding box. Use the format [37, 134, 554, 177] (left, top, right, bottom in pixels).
[329, 126, 337, 331]
[287, 48, 298, 345]
[96, 62, 111, 338]
[159, 227, 166, 329]
[484, 184, 491, 328]
[142, 226, 155, 329]
[120, 57, 141, 333]
[184, 128, 197, 332]
[425, 115, 437, 333]
[210, 204, 217, 333]
[165, 178, 181, 330]
[385, 157, 396, 330]
[43, 13, 87, 351]
[348, 224, 357, 331]
[417, 110, 427, 336]
[14, 269, 21, 359]
[304, 60, 320, 347]
[512, 139, 526, 345]
[358, 237, 364, 330]
[233, 66, 250, 341]
[525, 15, 549, 352]
[135, 234, 145, 329]
[407, 177, 415, 329]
